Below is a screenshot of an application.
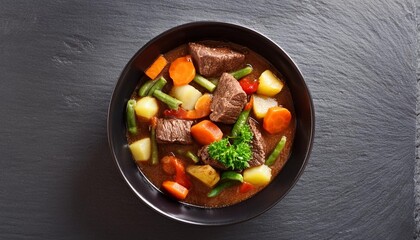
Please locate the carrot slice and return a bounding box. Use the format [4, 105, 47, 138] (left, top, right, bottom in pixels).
[145, 55, 168, 80]
[185, 94, 212, 119]
[161, 156, 191, 189]
[191, 120, 223, 145]
[162, 181, 189, 200]
[263, 107, 292, 134]
[169, 55, 196, 86]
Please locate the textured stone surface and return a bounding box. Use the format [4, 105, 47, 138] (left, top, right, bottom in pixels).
[0, 0, 416, 239]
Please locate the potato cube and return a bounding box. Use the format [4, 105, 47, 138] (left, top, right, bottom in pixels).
[170, 85, 202, 110]
[129, 138, 151, 162]
[186, 165, 220, 187]
[243, 165, 272, 186]
[252, 94, 278, 119]
[257, 70, 284, 97]
[135, 96, 159, 120]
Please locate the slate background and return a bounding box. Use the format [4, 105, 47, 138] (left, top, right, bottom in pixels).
[0, 0, 416, 239]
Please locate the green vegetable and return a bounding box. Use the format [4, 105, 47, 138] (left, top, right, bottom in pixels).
[221, 171, 243, 182]
[138, 79, 156, 97]
[193, 74, 216, 92]
[231, 65, 253, 80]
[147, 76, 167, 96]
[153, 90, 182, 110]
[265, 136, 287, 166]
[207, 181, 238, 197]
[126, 100, 137, 134]
[176, 149, 200, 163]
[231, 109, 250, 138]
[208, 124, 253, 170]
[150, 125, 159, 165]
[185, 151, 199, 163]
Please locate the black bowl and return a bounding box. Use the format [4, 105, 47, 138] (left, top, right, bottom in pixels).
[107, 22, 314, 225]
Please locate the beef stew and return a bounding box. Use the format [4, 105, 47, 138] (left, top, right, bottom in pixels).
[125, 41, 295, 208]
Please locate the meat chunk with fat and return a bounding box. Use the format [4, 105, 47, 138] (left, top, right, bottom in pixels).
[188, 42, 245, 77]
[210, 73, 247, 124]
[155, 118, 194, 144]
[248, 119, 266, 167]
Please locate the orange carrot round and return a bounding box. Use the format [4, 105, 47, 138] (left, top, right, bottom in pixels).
[169, 55, 196, 86]
[263, 107, 292, 134]
[191, 120, 223, 145]
[162, 181, 189, 200]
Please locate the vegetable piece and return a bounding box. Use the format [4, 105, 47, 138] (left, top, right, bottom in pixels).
[185, 151, 200, 163]
[221, 171, 243, 182]
[138, 79, 157, 97]
[252, 94, 278, 119]
[169, 55, 196, 86]
[128, 138, 151, 162]
[193, 74, 216, 92]
[243, 164, 272, 186]
[239, 77, 259, 94]
[145, 54, 168, 80]
[191, 120, 223, 145]
[161, 156, 191, 189]
[147, 76, 167, 96]
[239, 182, 255, 193]
[257, 70, 284, 97]
[207, 181, 238, 198]
[208, 124, 253, 170]
[150, 120, 159, 165]
[163, 94, 212, 119]
[153, 90, 182, 110]
[175, 149, 200, 163]
[186, 165, 220, 188]
[134, 96, 159, 120]
[162, 181, 189, 200]
[265, 136, 287, 166]
[170, 84, 202, 110]
[231, 65, 253, 80]
[231, 109, 250, 138]
[126, 100, 137, 134]
[263, 107, 292, 134]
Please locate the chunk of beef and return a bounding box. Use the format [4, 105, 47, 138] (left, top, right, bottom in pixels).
[156, 118, 193, 144]
[197, 145, 228, 170]
[248, 119, 266, 167]
[210, 73, 247, 124]
[188, 42, 245, 77]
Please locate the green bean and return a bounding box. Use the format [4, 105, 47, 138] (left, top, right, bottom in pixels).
[126, 100, 137, 135]
[265, 136, 287, 166]
[231, 65, 253, 80]
[153, 90, 182, 110]
[150, 125, 159, 165]
[185, 151, 199, 163]
[207, 181, 238, 198]
[193, 74, 216, 92]
[138, 79, 156, 97]
[147, 76, 167, 96]
[231, 109, 250, 137]
[221, 171, 243, 182]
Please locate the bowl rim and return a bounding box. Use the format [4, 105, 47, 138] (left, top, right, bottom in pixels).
[107, 21, 315, 226]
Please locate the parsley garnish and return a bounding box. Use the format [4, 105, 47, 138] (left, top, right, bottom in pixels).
[208, 124, 253, 170]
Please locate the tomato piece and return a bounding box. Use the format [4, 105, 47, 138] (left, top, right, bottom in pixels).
[163, 108, 187, 118]
[239, 77, 259, 94]
[239, 182, 255, 193]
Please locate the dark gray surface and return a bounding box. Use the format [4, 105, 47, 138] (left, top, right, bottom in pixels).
[0, 0, 416, 239]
